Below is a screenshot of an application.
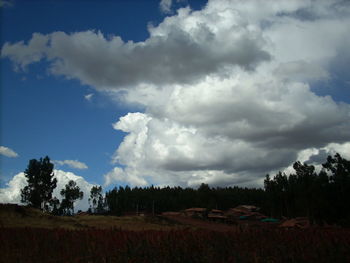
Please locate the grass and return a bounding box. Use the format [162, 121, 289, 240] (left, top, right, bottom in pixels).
[1, 226, 350, 263]
[0, 204, 185, 230]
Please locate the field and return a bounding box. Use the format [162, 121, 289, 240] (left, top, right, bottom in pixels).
[0, 204, 184, 231]
[1, 205, 350, 263]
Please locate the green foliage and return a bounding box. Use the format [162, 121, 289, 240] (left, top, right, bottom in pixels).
[89, 185, 104, 214]
[105, 183, 264, 216]
[264, 153, 350, 226]
[20, 156, 57, 211]
[60, 180, 84, 215]
[49, 197, 61, 215]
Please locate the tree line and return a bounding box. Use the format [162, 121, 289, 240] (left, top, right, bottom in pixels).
[105, 183, 264, 216]
[264, 153, 350, 226]
[105, 153, 350, 226]
[19, 154, 350, 225]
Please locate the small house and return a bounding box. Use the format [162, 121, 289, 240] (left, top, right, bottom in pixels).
[208, 209, 228, 222]
[227, 205, 266, 220]
[183, 208, 207, 217]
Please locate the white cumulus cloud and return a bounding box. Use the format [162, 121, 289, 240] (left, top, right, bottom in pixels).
[159, 0, 172, 14]
[1, 3, 270, 89]
[104, 167, 148, 187]
[0, 170, 94, 212]
[104, 0, 350, 187]
[84, 93, 94, 101]
[54, 160, 88, 170]
[0, 146, 18, 158]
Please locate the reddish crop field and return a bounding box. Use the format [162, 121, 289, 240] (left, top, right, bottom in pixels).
[1, 227, 350, 263]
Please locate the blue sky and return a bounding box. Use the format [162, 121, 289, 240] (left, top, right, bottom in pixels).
[1, 0, 350, 210]
[0, 0, 206, 188]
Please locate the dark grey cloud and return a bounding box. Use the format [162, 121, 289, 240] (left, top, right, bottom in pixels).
[1, 14, 270, 89]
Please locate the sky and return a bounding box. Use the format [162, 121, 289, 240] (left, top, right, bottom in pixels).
[1, 0, 350, 211]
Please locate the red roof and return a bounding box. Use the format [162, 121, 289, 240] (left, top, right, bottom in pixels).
[185, 208, 206, 212]
[279, 217, 310, 228]
[211, 209, 223, 213]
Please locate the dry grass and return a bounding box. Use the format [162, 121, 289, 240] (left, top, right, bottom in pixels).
[77, 214, 186, 230]
[0, 204, 185, 231]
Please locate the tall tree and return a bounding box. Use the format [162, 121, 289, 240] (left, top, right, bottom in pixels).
[89, 185, 104, 213]
[263, 153, 350, 226]
[49, 197, 61, 215]
[322, 153, 350, 225]
[60, 180, 84, 215]
[21, 156, 57, 210]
